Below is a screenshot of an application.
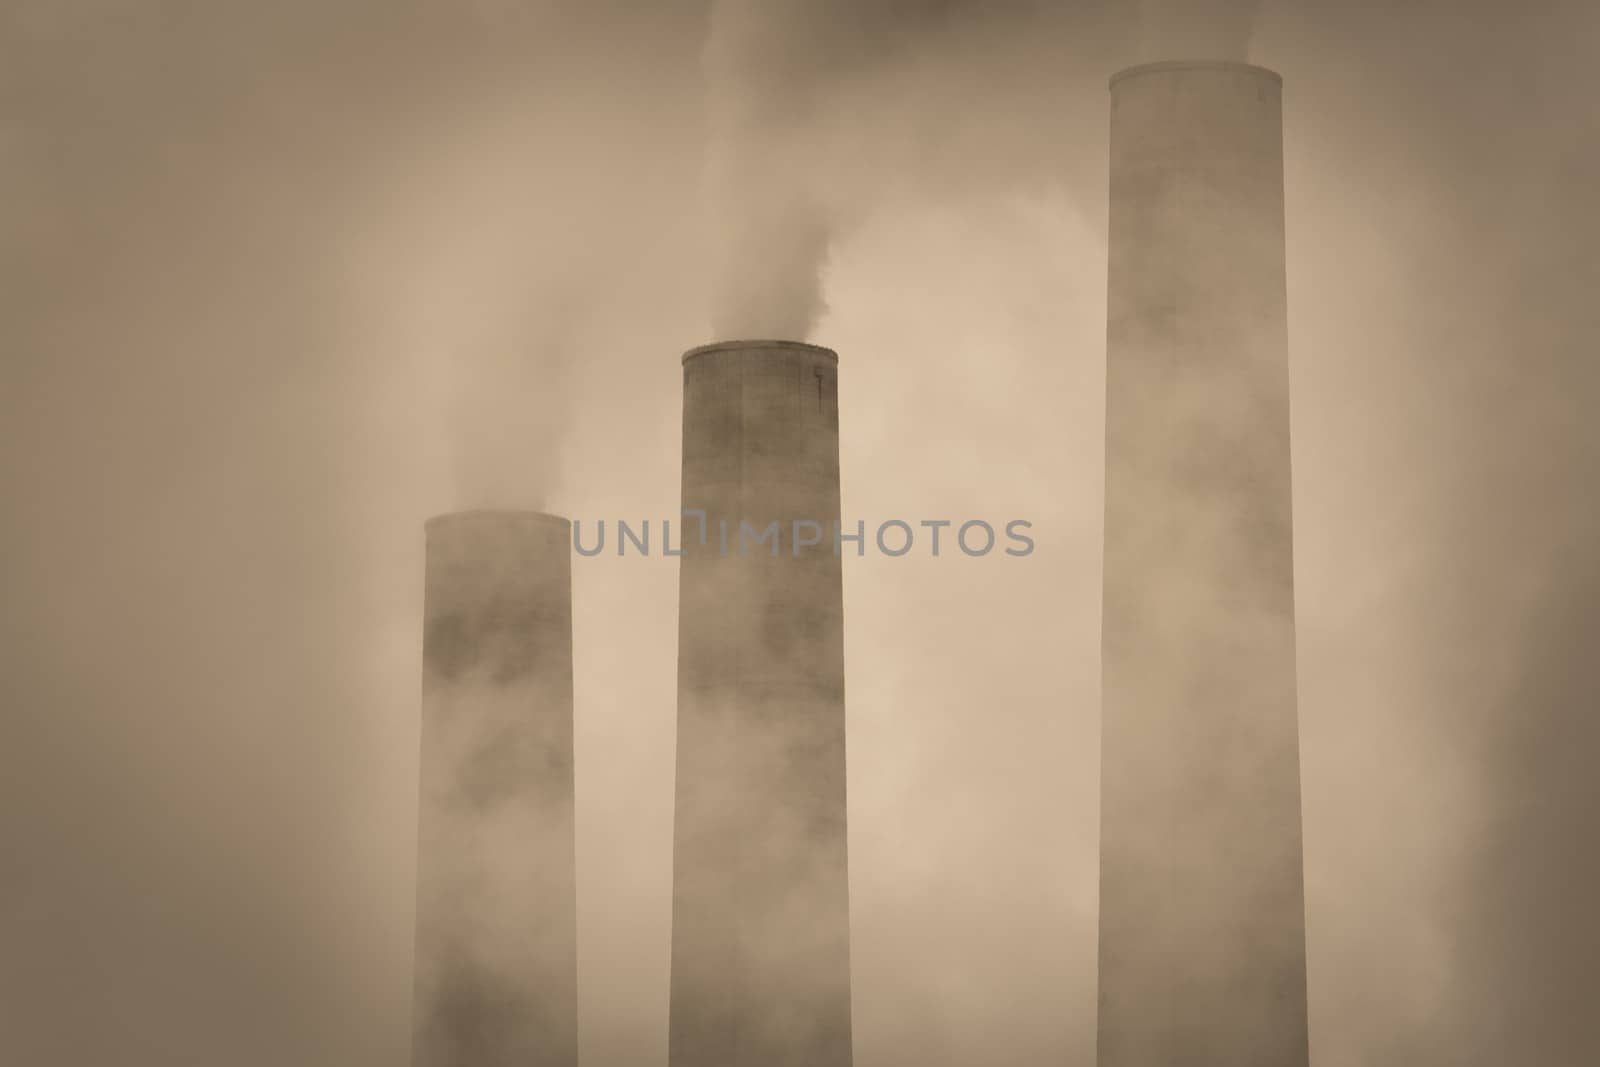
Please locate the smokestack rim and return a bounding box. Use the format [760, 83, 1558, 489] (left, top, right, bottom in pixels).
[681, 339, 839, 366]
[1109, 60, 1282, 91]
[424, 508, 571, 530]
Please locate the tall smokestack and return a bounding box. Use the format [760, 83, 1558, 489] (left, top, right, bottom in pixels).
[413, 511, 577, 1067]
[1098, 62, 1309, 1066]
[669, 340, 853, 1067]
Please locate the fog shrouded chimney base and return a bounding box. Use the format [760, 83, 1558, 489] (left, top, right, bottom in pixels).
[413, 510, 577, 1067]
[1098, 62, 1310, 1067]
[669, 340, 853, 1067]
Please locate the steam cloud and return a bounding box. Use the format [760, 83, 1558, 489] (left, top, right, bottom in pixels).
[699, 0, 1050, 343]
[445, 317, 577, 513]
[702, 0, 837, 341]
[1136, 0, 1264, 60]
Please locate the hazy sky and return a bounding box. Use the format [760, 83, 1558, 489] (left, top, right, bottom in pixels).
[3, 2, 1596, 1065]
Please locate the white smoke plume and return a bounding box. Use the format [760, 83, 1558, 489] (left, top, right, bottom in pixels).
[1136, 0, 1265, 60]
[702, 0, 840, 340]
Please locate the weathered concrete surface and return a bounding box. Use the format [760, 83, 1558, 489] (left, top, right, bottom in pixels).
[1098, 62, 1310, 1067]
[414, 511, 577, 1067]
[669, 340, 853, 1067]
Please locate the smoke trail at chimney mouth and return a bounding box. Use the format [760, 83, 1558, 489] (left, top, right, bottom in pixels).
[425, 510, 573, 529]
[1134, 0, 1265, 62]
[682, 339, 839, 364]
[1110, 59, 1281, 88]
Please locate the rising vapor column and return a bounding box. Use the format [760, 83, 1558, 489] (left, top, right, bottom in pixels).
[669, 340, 853, 1067]
[1098, 62, 1309, 1066]
[414, 511, 577, 1067]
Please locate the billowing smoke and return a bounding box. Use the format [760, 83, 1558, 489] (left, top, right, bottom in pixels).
[447, 328, 575, 512]
[354, 73, 610, 516]
[701, 0, 839, 340]
[1136, 0, 1264, 60]
[698, 0, 1065, 342]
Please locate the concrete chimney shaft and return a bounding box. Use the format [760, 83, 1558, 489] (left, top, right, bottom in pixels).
[1098, 62, 1310, 1066]
[669, 341, 853, 1067]
[413, 510, 577, 1067]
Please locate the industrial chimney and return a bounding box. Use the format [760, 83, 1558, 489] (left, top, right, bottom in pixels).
[413, 510, 578, 1067]
[668, 340, 853, 1067]
[1098, 62, 1309, 1066]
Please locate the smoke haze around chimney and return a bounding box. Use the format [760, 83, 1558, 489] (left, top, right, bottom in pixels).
[1136, 0, 1264, 60]
[702, 0, 836, 341]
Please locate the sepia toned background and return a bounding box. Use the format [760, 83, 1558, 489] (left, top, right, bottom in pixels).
[3, 2, 1596, 1065]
